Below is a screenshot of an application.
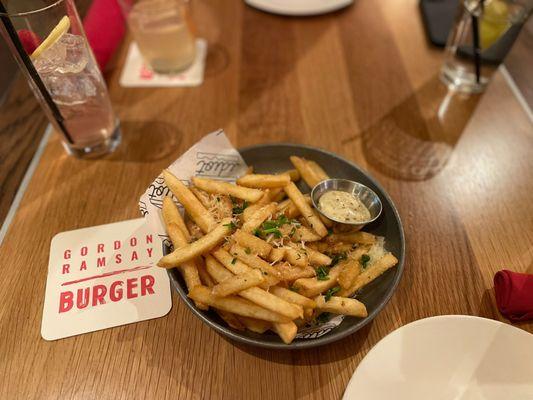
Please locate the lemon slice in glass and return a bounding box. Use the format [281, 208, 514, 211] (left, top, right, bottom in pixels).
[480, 0, 510, 50]
[30, 16, 71, 60]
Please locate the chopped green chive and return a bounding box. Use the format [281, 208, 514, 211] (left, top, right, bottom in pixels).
[331, 252, 347, 266]
[360, 254, 371, 269]
[223, 221, 237, 230]
[232, 200, 249, 215]
[315, 266, 330, 281]
[324, 286, 340, 302]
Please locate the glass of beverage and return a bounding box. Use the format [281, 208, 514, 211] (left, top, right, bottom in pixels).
[441, 0, 531, 93]
[0, 0, 120, 158]
[119, 0, 196, 74]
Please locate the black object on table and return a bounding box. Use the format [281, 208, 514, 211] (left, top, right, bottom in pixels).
[419, 0, 460, 47]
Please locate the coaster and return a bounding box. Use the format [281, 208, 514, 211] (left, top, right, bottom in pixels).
[41, 218, 171, 341]
[119, 38, 207, 87]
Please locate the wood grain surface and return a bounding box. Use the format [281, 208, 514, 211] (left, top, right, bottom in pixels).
[0, 1, 532, 399]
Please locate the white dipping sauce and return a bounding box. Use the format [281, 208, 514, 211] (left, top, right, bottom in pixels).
[318, 190, 371, 223]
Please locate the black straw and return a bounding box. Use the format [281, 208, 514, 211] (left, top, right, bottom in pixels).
[0, 2, 74, 144]
[471, 0, 484, 84]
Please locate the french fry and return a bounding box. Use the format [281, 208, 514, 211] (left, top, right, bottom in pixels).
[166, 223, 207, 310]
[163, 170, 216, 233]
[276, 262, 316, 281]
[284, 182, 328, 237]
[233, 229, 273, 258]
[268, 187, 284, 198]
[306, 247, 332, 266]
[340, 253, 398, 297]
[283, 245, 308, 268]
[192, 177, 263, 203]
[292, 264, 343, 297]
[289, 156, 322, 188]
[277, 198, 299, 218]
[308, 160, 329, 181]
[327, 231, 377, 245]
[211, 269, 265, 297]
[269, 188, 286, 202]
[279, 224, 322, 242]
[188, 286, 290, 323]
[333, 223, 363, 234]
[243, 166, 254, 176]
[314, 295, 368, 317]
[241, 203, 277, 233]
[255, 187, 284, 205]
[190, 187, 233, 220]
[238, 316, 271, 333]
[211, 248, 249, 275]
[268, 247, 285, 263]
[272, 321, 298, 344]
[311, 242, 356, 253]
[237, 174, 291, 189]
[313, 208, 334, 228]
[197, 258, 216, 287]
[205, 256, 300, 319]
[285, 169, 300, 181]
[206, 254, 240, 280]
[276, 195, 311, 219]
[185, 215, 204, 240]
[256, 189, 272, 206]
[303, 308, 314, 320]
[230, 244, 282, 279]
[216, 310, 246, 330]
[337, 248, 367, 290]
[243, 204, 261, 222]
[189, 186, 211, 208]
[158, 218, 234, 268]
[212, 247, 278, 288]
[269, 286, 317, 309]
[239, 287, 302, 320]
[162, 197, 190, 241]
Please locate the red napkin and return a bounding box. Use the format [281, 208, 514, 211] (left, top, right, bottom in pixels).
[494, 269, 533, 322]
[83, 0, 127, 71]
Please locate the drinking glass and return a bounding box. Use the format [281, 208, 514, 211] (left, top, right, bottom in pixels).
[0, 0, 120, 158]
[440, 0, 531, 93]
[119, 0, 196, 74]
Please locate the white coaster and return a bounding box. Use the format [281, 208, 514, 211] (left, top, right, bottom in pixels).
[119, 38, 207, 87]
[41, 218, 171, 341]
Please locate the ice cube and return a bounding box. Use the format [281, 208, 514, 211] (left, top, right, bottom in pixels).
[42, 72, 98, 105]
[34, 33, 88, 75]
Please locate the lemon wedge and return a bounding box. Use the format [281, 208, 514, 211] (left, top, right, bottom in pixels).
[30, 16, 71, 60]
[480, 0, 510, 50]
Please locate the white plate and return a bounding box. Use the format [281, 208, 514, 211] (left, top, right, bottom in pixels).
[244, 0, 352, 16]
[343, 315, 533, 400]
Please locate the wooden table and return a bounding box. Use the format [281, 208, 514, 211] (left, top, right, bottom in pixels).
[1, 1, 532, 398]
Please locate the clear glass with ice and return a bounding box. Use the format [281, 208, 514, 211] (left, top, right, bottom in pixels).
[0, 0, 120, 158]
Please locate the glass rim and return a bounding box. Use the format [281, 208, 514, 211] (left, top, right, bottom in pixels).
[0, 0, 65, 18]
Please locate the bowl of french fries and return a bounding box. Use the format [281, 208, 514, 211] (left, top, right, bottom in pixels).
[157, 144, 405, 349]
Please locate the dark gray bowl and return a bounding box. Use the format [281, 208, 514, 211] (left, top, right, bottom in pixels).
[167, 143, 405, 349]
